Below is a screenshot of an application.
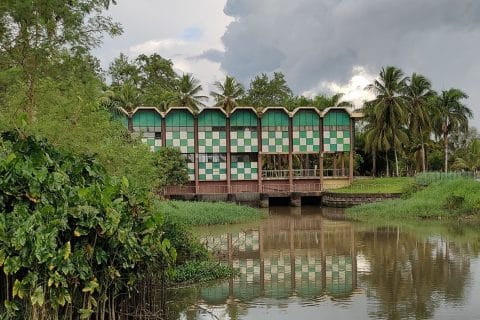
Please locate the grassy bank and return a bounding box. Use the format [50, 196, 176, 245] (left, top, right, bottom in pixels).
[330, 177, 413, 193]
[347, 178, 480, 220]
[158, 200, 265, 226]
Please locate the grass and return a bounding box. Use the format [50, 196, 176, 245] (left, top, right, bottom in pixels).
[346, 178, 480, 221]
[157, 200, 265, 226]
[329, 177, 413, 193]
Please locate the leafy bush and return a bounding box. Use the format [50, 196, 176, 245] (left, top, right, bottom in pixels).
[171, 261, 236, 284]
[0, 132, 175, 319]
[444, 195, 465, 212]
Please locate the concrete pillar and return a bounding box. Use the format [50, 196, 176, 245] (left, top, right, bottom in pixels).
[259, 193, 269, 208]
[226, 115, 231, 193]
[290, 192, 301, 207]
[349, 118, 355, 183]
[227, 193, 236, 203]
[333, 154, 337, 177]
[194, 114, 199, 193]
[258, 114, 263, 193]
[288, 115, 294, 192]
[319, 118, 324, 191]
[161, 115, 166, 147]
[340, 152, 345, 176]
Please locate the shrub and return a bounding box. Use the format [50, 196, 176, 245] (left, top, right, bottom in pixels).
[0, 131, 175, 319]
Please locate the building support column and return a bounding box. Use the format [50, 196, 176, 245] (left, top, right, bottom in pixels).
[258, 115, 263, 193]
[341, 152, 345, 176]
[288, 115, 293, 192]
[349, 119, 355, 183]
[194, 114, 199, 194]
[319, 118, 323, 191]
[226, 115, 231, 193]
[161, 115, 166, 147]
[333, 154, 337, 177]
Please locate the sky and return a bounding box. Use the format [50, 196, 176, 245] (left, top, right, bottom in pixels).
[95, 0, 480, 127]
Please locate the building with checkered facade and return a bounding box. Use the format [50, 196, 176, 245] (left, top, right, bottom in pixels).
[119, 106, 362, 194]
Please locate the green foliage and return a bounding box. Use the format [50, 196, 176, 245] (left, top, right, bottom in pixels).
[170, 261, 236, 284]
[211, 75, 245, 113]
[161, 219, 209, 263]
[159, 200, 265, 226]
[347, 179, 480, 220]
[154, 147, 189, 188]
[329, 177, 412, 194]
[242, 72, 293, 109]
[414, 171, 472, 186]
[0, 131, 175, 319]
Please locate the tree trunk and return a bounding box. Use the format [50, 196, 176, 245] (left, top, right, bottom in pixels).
[385, 151, 390, 177]
[444, 131, 448, 173]
[127, 114, 134, 133]
[394, 148, 399, 177]
[372, 150, 377, 177]
[421, 143, 426, 172]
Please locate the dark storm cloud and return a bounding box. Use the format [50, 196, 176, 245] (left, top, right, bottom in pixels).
[217, 0, 480, 125]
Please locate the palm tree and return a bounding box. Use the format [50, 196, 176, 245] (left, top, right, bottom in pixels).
[403, 73, 435, 172]
[174, 73, 207, 112]
[366, 66, 409, 176]
[432, 89, 473, 172]
[112, 80, 142, 132]
[313, 93, 353, 111]
[211, 76, 245, 114]
[451, 139, 480, 174]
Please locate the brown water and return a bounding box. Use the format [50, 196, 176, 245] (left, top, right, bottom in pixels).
[164, 206, 480, 320]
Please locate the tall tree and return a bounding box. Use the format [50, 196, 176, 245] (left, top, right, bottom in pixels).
[112, 80, 142, 132]
[404, 73, 435, 172]
[0, 0, 121, 122]
[432, 88, 473, 172]
[173, 73, 207, 111]
[366, 66, 409, 176]
[211, 76, 245, 113]
[243, 72, 293, 109]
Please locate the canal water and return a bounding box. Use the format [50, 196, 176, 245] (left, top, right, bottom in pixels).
[164, 206, 480, 320]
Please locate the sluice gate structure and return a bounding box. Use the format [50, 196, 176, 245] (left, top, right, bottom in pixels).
[119, 106, 363, 206]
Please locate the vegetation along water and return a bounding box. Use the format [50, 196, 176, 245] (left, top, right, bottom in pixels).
[1, 1, 479, 319]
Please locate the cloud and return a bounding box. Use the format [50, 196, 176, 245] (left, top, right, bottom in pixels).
[220, 0, 480, 126]
[191, 49, 225, 63]
[129, 39, 188, 55]
[302, 66, 376, 108]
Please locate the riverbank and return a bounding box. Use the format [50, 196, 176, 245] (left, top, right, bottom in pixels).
[329, 177, 413, 193]
[346, 178, 480, 221]
[156, 200, 265, 285]
[157, 200, 266, 226]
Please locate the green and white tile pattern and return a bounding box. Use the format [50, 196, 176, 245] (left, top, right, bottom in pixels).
[233, 259, 261, 284]
[232, 231, 259, 251]
[187, 161, 195, 181]
[141, 133, 162, 152]
[323, 130, 351, 152]
[231, 161, 258, 180]
[230, 130, 258, 152]
[262, 130, 289, 153]
[198, 161, 227, 181]
[198, 131, 227, 153]
[295, 256, 322, 281]
[264, 255, 292, 281]
[325, 255, 353, 294]
[293, 129, 320, 152]
[165, 130, 195, 153]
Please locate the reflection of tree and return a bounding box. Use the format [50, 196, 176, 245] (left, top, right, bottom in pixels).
[358, 229, 471, 319]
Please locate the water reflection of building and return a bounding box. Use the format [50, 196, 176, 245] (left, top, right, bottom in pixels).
[200, 215, 358, 304]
